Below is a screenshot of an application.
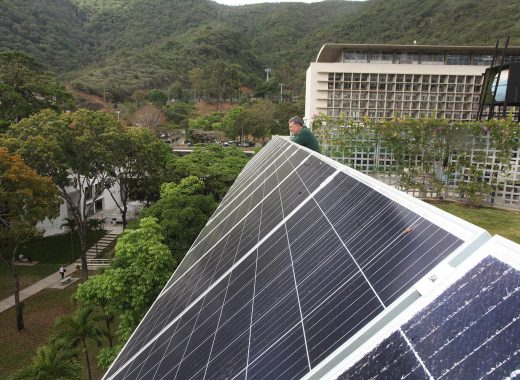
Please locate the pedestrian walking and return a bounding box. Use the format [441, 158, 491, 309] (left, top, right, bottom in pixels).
[59, 265, 66, 279]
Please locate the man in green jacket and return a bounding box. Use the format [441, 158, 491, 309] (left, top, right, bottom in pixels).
[288, 116, 321, 153]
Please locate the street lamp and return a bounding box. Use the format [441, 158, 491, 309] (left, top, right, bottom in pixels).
[115, 110, 121, 121]
[265, 67, 271, 82]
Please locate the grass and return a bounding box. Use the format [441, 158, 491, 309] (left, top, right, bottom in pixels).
[0, 281, 107, 380]
[428, 201, 520, 244]
[0, 231, 106, 300]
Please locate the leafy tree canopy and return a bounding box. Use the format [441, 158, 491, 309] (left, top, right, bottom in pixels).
[0, 51, 74, 130]
[76, 217, 175, 340]
[166, 144, 250, 200]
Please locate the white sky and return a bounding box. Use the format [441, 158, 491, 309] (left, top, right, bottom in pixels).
[214, 0, 355, 5]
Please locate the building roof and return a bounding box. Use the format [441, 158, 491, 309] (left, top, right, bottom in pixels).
[315, 43, 520, 63]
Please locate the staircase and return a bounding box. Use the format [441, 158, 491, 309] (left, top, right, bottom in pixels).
[87, 233, 119, 259]
[75, 231, 120, 267]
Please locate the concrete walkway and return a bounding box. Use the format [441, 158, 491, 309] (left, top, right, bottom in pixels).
[0, 224, 124, 314]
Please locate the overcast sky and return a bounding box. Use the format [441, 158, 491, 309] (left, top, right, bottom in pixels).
[214, 0, 361, 5]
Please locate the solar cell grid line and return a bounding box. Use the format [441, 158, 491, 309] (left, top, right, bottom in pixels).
[166, 170, 268, 285]
[208, 142, 302, 227]
[109, 266, 233, 380]
[124, 186, 263, 359]
[105, 170, 342, 380]
[332, 247, 520, 380]
[202, 153, 292, 243]
[211, 138, 294, 216]
[282, 174, 444, 376]
[188, 142, 293, 253]
[372, 229, 463, 305]
[311, 172, 464, 301]
[172, 145, 305, 272]
[109, 167, 341, 377]
[159, 152, 314, 297]
[201, 252, 258, 380]
[283, 200, 385, 365]
[127, 197, 258, 356]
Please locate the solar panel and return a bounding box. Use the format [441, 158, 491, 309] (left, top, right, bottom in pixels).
[103, 136, 497, 380]
[328, 235, 520, 380]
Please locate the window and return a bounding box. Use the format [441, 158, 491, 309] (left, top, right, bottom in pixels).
[396, 52, 419, 64]
[421, 52, 444, 64]
[447, 53, 471, 65]
[504, 54, 520, 64]
[474, 54, 493, 65]
[344, 50, 368, 63]
[370, 51, 393, 63]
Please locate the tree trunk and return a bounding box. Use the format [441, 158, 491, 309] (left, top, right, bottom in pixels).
[83, 340, 93, 380]
[78, 221, 89, 281]
[1, 244, 25, 331]
[122, 205, 128, 230]
[105, 317, 114, 348]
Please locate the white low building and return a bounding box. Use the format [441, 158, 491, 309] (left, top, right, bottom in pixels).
[38, 181, 121, 236]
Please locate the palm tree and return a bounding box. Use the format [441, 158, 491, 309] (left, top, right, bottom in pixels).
[52, 307, 104, 380]
[9, 340, 81, 380]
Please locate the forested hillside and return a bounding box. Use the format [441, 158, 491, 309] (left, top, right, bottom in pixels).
[1, 0, 519, 102]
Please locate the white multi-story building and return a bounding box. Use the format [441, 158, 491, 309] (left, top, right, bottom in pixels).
[305, 43, 520, 123]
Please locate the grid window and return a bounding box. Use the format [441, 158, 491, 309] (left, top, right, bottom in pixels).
[421, 52, 444, 64]
[344, 51, 368, 62]
[370, 51, 393, 63]
[474, 54, 494, 65]
[447, 53, 471, 65]
[396, 52, 419, 64]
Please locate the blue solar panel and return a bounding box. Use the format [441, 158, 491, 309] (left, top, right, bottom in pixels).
[336, 253, 520, 380]
[103, 137, 492, 380]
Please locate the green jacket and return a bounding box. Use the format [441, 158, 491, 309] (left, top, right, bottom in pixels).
[292, 127, 321, 153]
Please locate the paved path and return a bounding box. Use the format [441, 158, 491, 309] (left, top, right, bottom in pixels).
[0, 225, 123, 314]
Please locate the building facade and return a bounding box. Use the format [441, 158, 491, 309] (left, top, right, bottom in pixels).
[305, 43, 520, 123]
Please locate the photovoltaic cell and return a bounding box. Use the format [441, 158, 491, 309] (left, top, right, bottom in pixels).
[336, 254, 520, 380]
[104, 137, 494, 380]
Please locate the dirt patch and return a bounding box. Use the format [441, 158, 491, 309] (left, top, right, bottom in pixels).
[194, 101, 235, 115]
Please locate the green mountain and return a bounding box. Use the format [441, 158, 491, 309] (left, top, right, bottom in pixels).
[1, 0, 519, 102]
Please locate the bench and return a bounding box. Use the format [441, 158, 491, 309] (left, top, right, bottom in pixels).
[60, 277, 72, 284]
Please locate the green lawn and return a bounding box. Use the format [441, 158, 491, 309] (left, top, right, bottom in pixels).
[429, 201, 520, 244]
[0, 282, 107, 380]
[0, 231, 106, 300]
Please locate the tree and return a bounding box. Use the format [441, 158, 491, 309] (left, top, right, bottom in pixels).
[147, 89, 168, 106]
[221, 106, 249, 141]
[272, 100, 304, 135]
[131, 104, 166, 129]
[143, 177, 217, 260]
[0, 147, 61, 331]
[53, 307, 104, 380]
[0, 51, 74, 130]
[76, 217, 176, 347]
[188, 68, 204, 101]
[166, 145, 250, 200]
[2, 109, 124, 281]
[8, 340, 81, 380]
[106, 128, 170, 228]
[164, 101, 194, 130]
[247, 99, 277, 142]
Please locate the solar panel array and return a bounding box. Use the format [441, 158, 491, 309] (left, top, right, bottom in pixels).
[104, 136, 494, 380]
[330, 235, 520, 380]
